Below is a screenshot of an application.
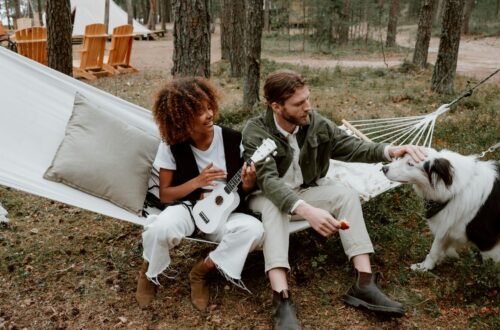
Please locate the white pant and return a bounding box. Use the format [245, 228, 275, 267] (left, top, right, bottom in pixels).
[249, 182, 374, 272]
[142, 203, 264, 281]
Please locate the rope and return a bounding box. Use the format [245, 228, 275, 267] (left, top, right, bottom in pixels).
[344, 69, 500, 147]
[478, 142, 500, 158]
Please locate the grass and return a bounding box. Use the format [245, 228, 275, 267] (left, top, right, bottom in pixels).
[1, 60, 499, 329]
[262, 31, 412, 59]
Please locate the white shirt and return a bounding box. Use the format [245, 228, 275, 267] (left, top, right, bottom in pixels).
[154, 125, 228, 187]
[273, 114, 304, 213]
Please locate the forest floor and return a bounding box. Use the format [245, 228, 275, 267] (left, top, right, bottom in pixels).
[1, 25, 499, 330]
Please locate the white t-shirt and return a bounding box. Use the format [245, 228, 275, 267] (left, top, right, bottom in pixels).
[154, 125, 228, 186]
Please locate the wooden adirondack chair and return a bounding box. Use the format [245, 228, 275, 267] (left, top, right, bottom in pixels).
[106, 25, 138, 74]
[0, 24, 8, 40]
[73, 24, 117, 80]
[15, 27, 47, 65]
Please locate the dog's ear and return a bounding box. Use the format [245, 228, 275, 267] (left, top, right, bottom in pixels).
[424, 158, 453, 187]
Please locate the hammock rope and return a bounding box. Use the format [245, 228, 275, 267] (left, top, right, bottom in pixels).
[342, 68, 500, 147]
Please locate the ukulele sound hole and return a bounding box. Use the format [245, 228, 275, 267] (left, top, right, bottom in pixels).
[215, 196, 223, 205]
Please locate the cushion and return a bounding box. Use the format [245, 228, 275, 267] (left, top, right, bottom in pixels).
[44, 92, 160, 215]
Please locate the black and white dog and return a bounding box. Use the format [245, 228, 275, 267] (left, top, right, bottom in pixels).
[382, 149, 499, 271]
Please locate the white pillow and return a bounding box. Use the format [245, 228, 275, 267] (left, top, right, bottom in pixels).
[44, 93, 160, 215]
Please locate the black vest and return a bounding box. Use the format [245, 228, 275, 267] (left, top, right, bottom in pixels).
[170, 126, 243, 202]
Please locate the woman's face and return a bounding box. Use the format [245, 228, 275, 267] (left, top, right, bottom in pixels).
[191, 100, 215, 135]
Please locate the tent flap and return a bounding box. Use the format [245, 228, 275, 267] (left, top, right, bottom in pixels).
[71, 0, 151, 36]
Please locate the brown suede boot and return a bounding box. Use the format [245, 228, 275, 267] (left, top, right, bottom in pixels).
[135, 261, 156, 308]
[189, 259, 212, 311]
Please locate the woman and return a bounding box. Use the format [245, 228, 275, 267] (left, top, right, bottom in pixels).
[136, 77, 264, 310]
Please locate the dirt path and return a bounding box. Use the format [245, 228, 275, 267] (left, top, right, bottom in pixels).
[120, 25, 500, 82]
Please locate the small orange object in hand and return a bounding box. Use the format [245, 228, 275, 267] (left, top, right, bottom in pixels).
[339, 219, 350, 230]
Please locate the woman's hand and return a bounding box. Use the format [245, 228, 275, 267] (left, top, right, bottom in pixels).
[241, 161, 257, 192]
[193, 162, 226, 189]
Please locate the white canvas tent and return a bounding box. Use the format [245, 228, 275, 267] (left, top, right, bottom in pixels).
[70, 0, 151, 37]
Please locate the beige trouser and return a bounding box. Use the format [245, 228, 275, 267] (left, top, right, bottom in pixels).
[249, 182, 374, 272]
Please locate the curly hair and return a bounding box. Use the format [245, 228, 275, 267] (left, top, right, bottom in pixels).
[152, 77, 220, 145]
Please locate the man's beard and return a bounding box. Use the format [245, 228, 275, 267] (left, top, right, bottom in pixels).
[282, 109, 310, 126]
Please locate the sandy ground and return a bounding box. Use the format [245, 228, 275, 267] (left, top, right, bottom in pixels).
[98, 24, 500, 83]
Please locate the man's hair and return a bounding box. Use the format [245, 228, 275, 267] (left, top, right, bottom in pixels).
[152, 76, 220, 145]
[264, 70, 306, 105]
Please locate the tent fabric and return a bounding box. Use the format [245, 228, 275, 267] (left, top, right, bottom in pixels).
[70, 0, 151, 36]
[0, 47, 395, 233]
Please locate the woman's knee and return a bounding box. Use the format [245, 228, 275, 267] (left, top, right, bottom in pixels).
[229, 215, 265, 241]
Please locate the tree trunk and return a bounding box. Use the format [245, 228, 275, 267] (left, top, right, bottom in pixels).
[104, 0, 110, 32]
[13, 0, 20, 29]
[4, 0, 11, 29]
[127, 0, 133, 25]
[27, 0, 32, 20]
[338, 0, 350, 45]
[263, 0, 270, 32]
[407, 0, 423, 20]
[147, 0, 156, 30]
[229, 0, 245, 77]
[433, 0, 444, 26]
[172, 0, 210, 77]
[220, 0, 231, 60]
[386, 0, 399, 47]
[413, 0, 437, 68]
[165, 0, 171, 23]
[160, 0, 166, 30]
[243, 0, 263, 109]
[37, 0, 43, 26]
[431, 0, 466, 94]
[46, 0, 72, 76]
[141, 0, 149, 24]
[461, 0, 475, 35]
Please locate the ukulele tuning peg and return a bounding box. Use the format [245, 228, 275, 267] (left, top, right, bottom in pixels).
[265, 157, 272, 163]
[272, 151, 277, 156]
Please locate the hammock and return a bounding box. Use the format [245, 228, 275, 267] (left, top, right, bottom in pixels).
[0, 47, 436, 234]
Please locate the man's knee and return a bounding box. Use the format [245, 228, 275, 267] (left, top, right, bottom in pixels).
[336, 187, 361, 209]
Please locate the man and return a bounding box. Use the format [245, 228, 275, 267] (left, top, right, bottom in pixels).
[242, 70, 426, 329]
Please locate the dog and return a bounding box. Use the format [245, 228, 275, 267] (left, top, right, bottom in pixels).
[382, 149, 499, 271]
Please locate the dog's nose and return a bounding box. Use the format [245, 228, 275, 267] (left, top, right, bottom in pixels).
[381, 166, 388, 174]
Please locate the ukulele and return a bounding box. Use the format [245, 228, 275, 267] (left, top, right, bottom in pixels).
[193, 138, 277, 234]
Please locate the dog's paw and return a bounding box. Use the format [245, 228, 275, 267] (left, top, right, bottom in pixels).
[410, 262, 432, 272]
[445, 249, 459, 259]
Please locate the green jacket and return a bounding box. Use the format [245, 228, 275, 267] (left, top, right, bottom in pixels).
[242, 108, 388, 213]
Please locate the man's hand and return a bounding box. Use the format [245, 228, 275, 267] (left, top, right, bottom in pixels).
[294, 202, 340, 237]
[388, 145, 427, 162]
[241, 161, 257, 192]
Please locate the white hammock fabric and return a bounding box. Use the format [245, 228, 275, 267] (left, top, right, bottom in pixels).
[0, 203, 8, 223]
[0, 47, 425, 233]
[0, 47, 155, 225]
